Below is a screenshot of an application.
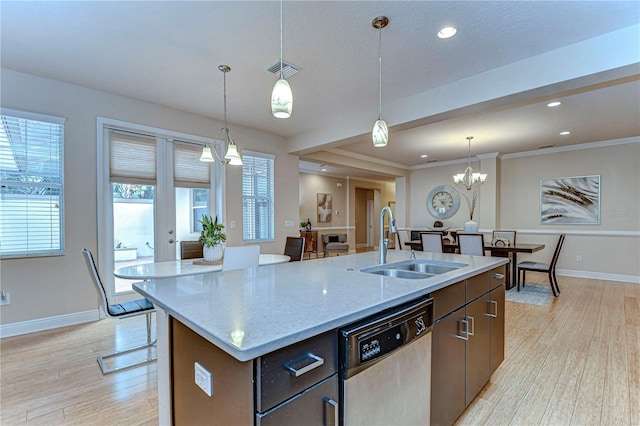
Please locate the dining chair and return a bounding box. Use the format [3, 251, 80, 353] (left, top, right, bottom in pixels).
[284, 236, 305, 262]
[420, 232, 444, 253]
[517, 234, 565, 297]
[222, 245, 260, 271]
[180, 240, 204, 260]
[491, 230, 516, 246]
[396, 230, 411, 250]
[458, 233, 485, 256]
[82, 248, 156, 374]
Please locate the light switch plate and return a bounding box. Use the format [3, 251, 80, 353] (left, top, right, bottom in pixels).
[194, 362, 213, 397]
[284, 220, 294, 228]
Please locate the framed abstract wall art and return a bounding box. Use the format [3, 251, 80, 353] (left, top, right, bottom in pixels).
[540, 175, 600, 224]
[317, 193, 332, 223]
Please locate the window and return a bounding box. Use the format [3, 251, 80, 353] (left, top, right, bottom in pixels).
[0, 109, 65, 258]
[242, 152, 275, 241]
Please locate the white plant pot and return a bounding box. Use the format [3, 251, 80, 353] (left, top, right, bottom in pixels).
[203, 243, 223, 261]
[464, 220, 479, 233]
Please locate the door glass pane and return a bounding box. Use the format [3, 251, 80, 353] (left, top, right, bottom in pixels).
[113, 183, 155, 293]
[175, 187, 209, 259]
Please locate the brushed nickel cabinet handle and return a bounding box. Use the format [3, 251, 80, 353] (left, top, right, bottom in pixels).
[284, 353, 325, 377]
[486, 300, 498, 318]
[323, 397, 338, 426]
[492, 273, 505, 280]
[456, 319, 470, 340]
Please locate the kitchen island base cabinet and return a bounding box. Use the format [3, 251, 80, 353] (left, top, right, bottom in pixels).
[430, 266, 506, 426]
[171, 318, 253, 426]
[170, 317, 338, 426]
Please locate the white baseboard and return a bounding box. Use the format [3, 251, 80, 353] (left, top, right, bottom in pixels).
[0, 309, 100, 339]
[557, 269, 640, 284]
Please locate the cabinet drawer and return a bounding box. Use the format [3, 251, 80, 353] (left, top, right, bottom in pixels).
[256, 375, 338, 426]
[256, 330, 338, 412]
[466, 271, 489, 301]
[489, 265, 507, 291]
[431, 280, 465, 321]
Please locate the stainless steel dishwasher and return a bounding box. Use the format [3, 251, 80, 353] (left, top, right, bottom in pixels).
[339, 297, 433, 425]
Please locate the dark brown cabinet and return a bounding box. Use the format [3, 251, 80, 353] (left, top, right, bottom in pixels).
[430, 266, 507, 426]
[300, 231, 318, 259]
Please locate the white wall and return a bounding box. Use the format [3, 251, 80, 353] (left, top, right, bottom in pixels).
[0, 69, 299, 329]
[409, 139, 640, 280]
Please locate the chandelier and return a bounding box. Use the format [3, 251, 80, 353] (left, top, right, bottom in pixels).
[453, 136, 486, 190]
[200, 65, 242, 165]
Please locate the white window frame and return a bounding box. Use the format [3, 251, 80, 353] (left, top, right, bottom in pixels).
[0, 108, 66, 258]
[242, 151, 275, 242]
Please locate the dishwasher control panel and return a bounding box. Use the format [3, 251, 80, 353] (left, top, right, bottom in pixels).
[340, 297, 433, 379]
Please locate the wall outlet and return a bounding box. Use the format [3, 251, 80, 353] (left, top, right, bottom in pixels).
[576, 255, 582, 262]
[194, 362, 213, 397]
[0, 292, 10, 306]
[230, 220, 236, 229]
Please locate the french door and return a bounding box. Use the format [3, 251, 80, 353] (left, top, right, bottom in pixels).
[97, 118, 225, 297]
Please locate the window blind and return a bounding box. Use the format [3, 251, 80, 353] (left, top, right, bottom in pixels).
[0, 110, 65, 257]
[110, 131, 156, 183]
[174, 141, 210, 188]
[242, 152, 275, 241]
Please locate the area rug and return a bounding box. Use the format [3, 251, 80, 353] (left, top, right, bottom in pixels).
[506, 282, 556, 307]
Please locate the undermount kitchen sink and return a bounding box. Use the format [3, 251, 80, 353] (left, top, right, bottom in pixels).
[361, 259, 467, 280]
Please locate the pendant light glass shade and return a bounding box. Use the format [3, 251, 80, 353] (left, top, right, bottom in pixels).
[224, 139, 243, 165]
[372, 119, 388, 147]
[271, 78, 293, 118]
[199, 145, 215, 162]
[372, 16, 389, 147]
[271, 0, 292, 118]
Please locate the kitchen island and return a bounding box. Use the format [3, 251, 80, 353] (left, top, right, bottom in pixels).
[133, 250, 508, 425]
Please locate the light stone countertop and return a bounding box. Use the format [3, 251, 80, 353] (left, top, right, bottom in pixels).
[133, 250, 508, 362]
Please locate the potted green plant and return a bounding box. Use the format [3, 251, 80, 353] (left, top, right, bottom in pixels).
[199, 215, 226, 261]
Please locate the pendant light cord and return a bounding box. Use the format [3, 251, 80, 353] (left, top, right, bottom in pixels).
[378, 26, 382, 120]
[279, 0, 284, 80]
[223, 69, 228, 144]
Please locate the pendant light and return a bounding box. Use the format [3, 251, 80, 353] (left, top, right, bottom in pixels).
[200, 65, 242, 165]
[271, 0, 293, 118]
[453, 136, 487, 190]
[372, 16, 389, 147]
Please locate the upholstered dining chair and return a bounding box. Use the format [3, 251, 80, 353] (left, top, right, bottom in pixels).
[396, 230, 411, 250]
[284, 236, 305, 262]
[420, 232, 444, 253]
[180, 240, 204, 260]
[517, 234, 565, 297]
[458, 233, 486, 256]
[222, 245, 260, 271]
[82, 248, 156, 374]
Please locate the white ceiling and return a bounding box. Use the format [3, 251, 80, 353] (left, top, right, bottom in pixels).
[2, 1, 639, 181]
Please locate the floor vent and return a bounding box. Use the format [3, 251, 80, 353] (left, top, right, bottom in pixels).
[267, 60, 301, 79]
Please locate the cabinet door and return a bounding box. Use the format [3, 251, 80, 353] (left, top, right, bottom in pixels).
[489, 284, 505, 374]
[464, 295, 491, 405]
[256, 375, 338, 426]
[431, 307, 466, 426]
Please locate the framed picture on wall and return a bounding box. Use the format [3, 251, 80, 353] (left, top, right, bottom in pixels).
[540, 175, 600, 224]
[317, 193, 332, 223]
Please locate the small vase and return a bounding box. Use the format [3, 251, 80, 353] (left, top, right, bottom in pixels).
[203, 243, 223, 261]
[464, 220, 478, 233]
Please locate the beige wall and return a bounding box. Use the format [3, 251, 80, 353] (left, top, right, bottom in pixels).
[299, 174, 396, 252]
[0, 69, 299, 326]
[409, 140, 640, 279]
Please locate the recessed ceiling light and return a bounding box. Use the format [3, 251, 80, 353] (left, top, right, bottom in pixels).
[559, 131, 571, 136]
[547, 101, 562, 107]
[421, 154, 428, 158]
[438, 26, 457, 39]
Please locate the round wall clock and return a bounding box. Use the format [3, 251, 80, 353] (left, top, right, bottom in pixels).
[426, 185, 460, 219]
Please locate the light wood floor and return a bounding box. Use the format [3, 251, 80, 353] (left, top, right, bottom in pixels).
[1, 275, 638, 425]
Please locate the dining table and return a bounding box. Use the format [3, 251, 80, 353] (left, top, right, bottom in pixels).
[404, 240, 545, 290]
[114, 253, 291, 280]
